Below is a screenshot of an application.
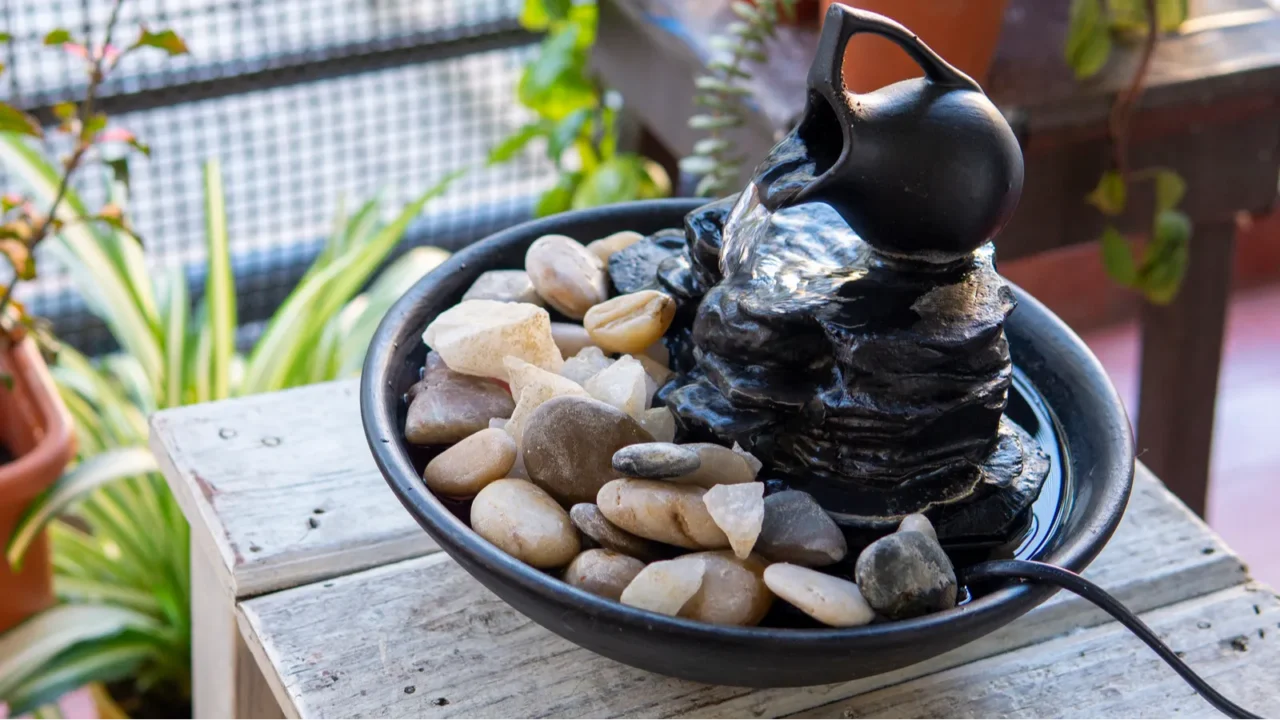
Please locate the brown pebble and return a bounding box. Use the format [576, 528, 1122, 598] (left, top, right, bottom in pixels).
[470, 479, 580, 569]
[523, 396, 654, 505]
[678, 551, 773, 626]
[563, 549, 645, 600]
[423, 428, 516, 497]
[569, 503, 666, 562]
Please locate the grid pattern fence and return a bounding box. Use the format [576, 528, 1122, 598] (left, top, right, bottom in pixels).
[1, 0, 554, 352]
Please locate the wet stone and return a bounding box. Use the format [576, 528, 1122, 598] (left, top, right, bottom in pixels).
[678, 551, 773, 626]
[526, 234, 608, 319]
[620, 556, 706, 616]
[423, 300, 562, 380]
[569, 503, 666, 562]
[607, 230, 686, 295]
[612, 442, 701, 479]
[855, 529, 957, 620]
[756, 490, 847, 567]
[470, 479, 580, 569]
[404, 352, 515, 445]
[596, 479, 728, 550]
[563, 549, 646, 601]
[763, 563, 875, 628]
[523, 396, 654, 505]
[423, 428, 516, 498]
[462, 270, 543, 306]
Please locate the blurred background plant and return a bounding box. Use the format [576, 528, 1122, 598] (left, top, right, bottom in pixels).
[489, 0, 671, 215]
[1064, 0, 1192, 304]
[681, 0, 796, 197]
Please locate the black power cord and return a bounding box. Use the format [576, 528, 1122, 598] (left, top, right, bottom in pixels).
[961, 560, 1261, 720]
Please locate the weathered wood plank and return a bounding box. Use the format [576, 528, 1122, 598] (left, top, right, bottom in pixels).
[793, 584, 1280, 719]
[236, 471, 1248, 719]
[150, 379, 437, 598]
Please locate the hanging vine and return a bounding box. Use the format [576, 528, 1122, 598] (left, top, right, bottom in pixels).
[682, 0, 795, 198]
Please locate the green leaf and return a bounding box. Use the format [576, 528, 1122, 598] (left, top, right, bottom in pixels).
[201, 160, 236, 401]
[567, 2, 599, 49]
[1155, 0, 1189, 31]
[4, 635, 155, 717]
[1099, 226, 1137, 286]
[1086, 170, 1127, 216]
[241, 171, 461, 394]
[516, 26, 598, 121]
[80, 113, 107, 142]
[488, 123, 545, 165]
[547, 108, 589, 164]
[571, 156, 644, 208]
[159, 266, 188, 409]
[0, 32, 11, 43]
[1153, 169, 1186, 212]
[5, 447, 159, 570]
[519, 0, 571, 30]
[1139, 209, 1191, 304]
[1064, 0, 1112, 79]
[535, 172, 581, 216]
[135, 27, 189, 56]
[0, 102, 44, 138]
[335, 246, 450, 377]
[43, 29, 72, 46]
[54, 576, 163, 616]
[0, 604, 160, 700]
[52, 102, 76, 122]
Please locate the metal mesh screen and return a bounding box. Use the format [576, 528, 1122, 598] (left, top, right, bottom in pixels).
[2, 0, 552, 352]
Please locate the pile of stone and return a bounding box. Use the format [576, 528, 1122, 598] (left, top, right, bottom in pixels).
[407, 230, 957, 627]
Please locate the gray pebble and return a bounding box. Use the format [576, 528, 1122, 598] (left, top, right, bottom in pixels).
[854, 530, 957, 620]
[523, 396, 654, 505]
[569, 503, 666, 562]
[612, 442, 701, 479]
[755, 491, 847, 567]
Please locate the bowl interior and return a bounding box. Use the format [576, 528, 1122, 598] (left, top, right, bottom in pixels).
[360, 198, 1135, 680]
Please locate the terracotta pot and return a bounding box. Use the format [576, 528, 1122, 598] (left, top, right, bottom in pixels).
[819, 0, 1009, 92]
[0, 337, 75, 633]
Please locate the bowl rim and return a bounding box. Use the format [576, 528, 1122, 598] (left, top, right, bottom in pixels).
[360, 198, 1135, 645]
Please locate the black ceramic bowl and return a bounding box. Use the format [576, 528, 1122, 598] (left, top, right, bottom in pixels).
[361, 199, 1135, 687]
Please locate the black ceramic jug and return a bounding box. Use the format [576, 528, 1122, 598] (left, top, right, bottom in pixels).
[765, 5, 1024, 260]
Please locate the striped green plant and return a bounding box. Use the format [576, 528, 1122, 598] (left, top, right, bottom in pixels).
[0, 135, 455, 715]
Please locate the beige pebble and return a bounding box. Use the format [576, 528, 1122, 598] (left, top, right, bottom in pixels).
[584, 355, 649, 418]
[898, 513, 937, 542]
[597, 479, 728, 550]
[619, 556, 706, 616]
[644, 341, 670, 366]
[423, 300, 561, 380]
[762, 563, 875, 628]
[471, 479, 580, 569]
[526, 234, 608, 319]
[563, 549, 645, 601]
[671, 443, 757, 487]
[679, 551, 773, 626]
[584, 290, 676, 356]
[560, 346, 613, 386]
[569, 503, 666, 562]
[637, 354, 673, 387]
[638, 407, 677, 443]
[550, 322, 594, 359]
[462, 270, 543, 305]
[732, 442, 763, 476]
[703, 482, 765, 559]
[586, 230, 644, 263]
[502, 356, 589, 449]
[423, 428, 516, 498]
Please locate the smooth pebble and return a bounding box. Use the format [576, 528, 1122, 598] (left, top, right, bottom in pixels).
[471, 479, 580, 569]
[550, 322, 595, 359]
[502, 357, 589, 450]
[404, 353, 514, 445]
[898, 513, 937, 542]
[526, 234, 608, 319]
[620, 556, 706, 616]
[597, 479, 728, 550]
[612, 442, 700, 479]
[667, 443, 757, 487]
[855, 529, 957, 619]
[755, 490, 848, 566]
[423, 300, 561, 380]
[423, 428, 516, 497]
[678, 551, 773, 626]
[523, 396, 654, 504]
[638, 407, 677, 443]
[563, 549, 645, 601]
[586, 230, 644, 263]
[762, 563, 875, 628]
[703, 482, 765, 559]
[462, 270, 542, 305]
[583, 290, 676, 356]
[569, 503, 666, 562]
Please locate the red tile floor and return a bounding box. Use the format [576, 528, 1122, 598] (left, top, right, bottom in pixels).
[1082, 283, 1280, 586]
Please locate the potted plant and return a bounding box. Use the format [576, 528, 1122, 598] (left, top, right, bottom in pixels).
[0, 318, 74, 635]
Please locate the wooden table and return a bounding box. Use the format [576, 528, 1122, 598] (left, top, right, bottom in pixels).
[151, 379, 1280, 718]
[594, 0, 1280, 516]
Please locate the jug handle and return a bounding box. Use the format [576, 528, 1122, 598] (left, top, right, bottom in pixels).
[808, 5, 982, 105]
